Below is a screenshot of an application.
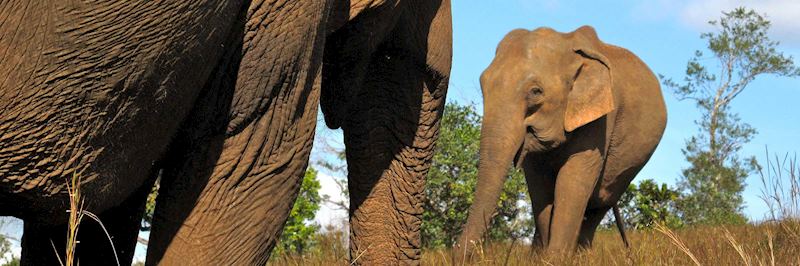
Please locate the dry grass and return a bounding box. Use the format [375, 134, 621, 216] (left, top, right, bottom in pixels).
[50, 172, 86, 266]
[426, 221, 800, 266]
[51, 173, 119, 266]
[269, 221, 800, 265]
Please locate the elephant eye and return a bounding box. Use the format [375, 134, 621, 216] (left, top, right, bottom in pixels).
[528, 87, 544, 99]
[530, 87, 543, 96]
[526, 87, 544, 113]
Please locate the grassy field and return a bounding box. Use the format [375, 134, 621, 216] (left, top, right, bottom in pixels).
[270, 220, 800, 265]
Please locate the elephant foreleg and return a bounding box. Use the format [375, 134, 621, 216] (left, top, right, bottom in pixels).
[548, 149, 604, 252]
[523, 161, 556, 248]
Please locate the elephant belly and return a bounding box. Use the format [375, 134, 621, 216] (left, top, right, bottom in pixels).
[0, 0, 242, 222]
[0, 76, 189, 223]
[589, 164, 643, 209]
[589, 140, 656, 209]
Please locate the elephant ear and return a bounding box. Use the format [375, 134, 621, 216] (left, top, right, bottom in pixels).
[563, 47, 615, 132]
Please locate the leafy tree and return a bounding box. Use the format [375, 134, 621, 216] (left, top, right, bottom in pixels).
[660, 7, 800, 225]
[422, 102, 532, 248]
[275, 167, 323, 255]
[617, 179, 683, 229]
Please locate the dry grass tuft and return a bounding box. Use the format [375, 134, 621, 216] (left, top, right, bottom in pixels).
[653, 223, 701, 266]
[50, 173, 120, 266]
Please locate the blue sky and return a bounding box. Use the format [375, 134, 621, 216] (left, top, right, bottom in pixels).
[444, 0, 800, 220]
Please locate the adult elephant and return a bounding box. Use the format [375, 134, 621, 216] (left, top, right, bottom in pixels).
[0, 0, 451, 265]
[455, 26, 666, 258]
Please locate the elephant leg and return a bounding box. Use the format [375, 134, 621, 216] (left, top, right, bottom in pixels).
[524, 160, 556, 248]
[547, 149, 603, 252]
[343, 55, 447, 265]
[333, 2, 451, 265]
[21, 173, 155, 266]
[577, 206, 611, 248]
[145, 1, 328, 264]
[21, 222, 67, 265]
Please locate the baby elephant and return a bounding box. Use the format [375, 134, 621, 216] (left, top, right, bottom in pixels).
[456, 26, 666, 256]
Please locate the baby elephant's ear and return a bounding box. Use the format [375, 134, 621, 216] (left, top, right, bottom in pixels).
[564, 48, 615, 132]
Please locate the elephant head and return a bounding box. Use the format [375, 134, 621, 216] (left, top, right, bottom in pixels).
[456, 26, 615, 255]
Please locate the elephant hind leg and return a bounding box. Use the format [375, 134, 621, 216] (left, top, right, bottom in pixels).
[21, 174, 155, 266]
[577, 206, 611, 249]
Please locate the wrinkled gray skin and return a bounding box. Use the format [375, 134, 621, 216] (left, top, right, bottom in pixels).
[0, 1, 451, 265]
[456, 26, 666, 259]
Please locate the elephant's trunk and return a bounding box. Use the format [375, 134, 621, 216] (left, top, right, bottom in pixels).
[455, 104, 525, 259]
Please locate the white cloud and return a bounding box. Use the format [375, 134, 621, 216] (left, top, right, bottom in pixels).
[679, 0, 800, 46]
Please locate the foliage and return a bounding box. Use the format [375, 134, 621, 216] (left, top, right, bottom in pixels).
[422, 102, 532, 248]
[274, 168, 323, 255]
[617, 179, 683, 229]
[660, 7, 800, 225]
[141, 178, 159, 231]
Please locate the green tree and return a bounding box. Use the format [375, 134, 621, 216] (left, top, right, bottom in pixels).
[275, 167, 323, 255]
[661, 7, 800, 225]
[422, 102, 532, 248]
[617, 179, 683, 229]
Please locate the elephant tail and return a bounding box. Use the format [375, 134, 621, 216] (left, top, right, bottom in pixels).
[613, 205, 630, 248]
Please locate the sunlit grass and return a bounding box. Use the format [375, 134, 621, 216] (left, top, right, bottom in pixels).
[267, 220, 800, 265]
